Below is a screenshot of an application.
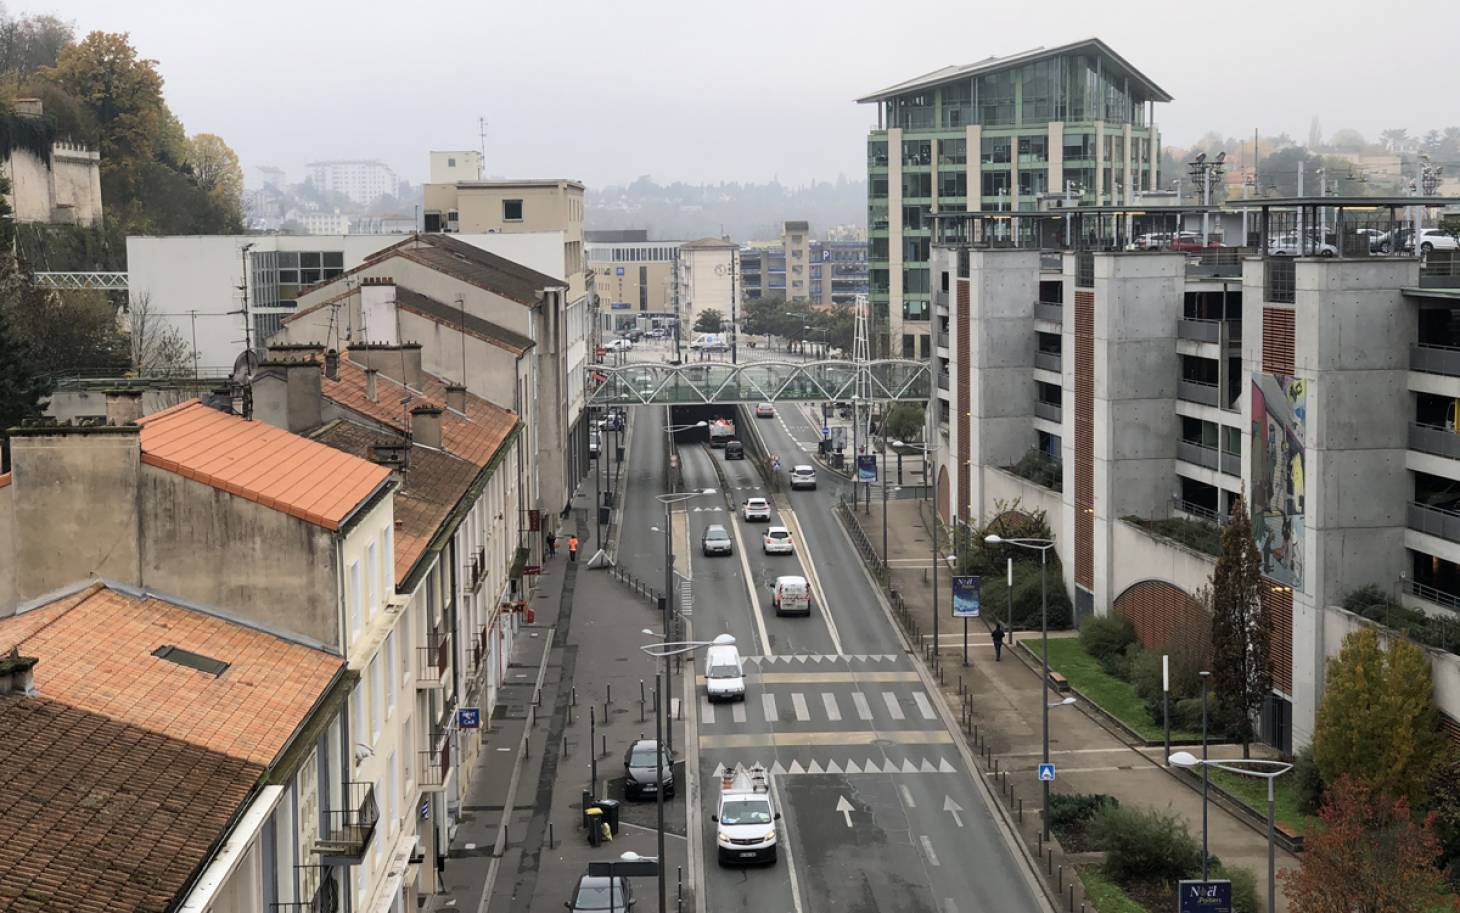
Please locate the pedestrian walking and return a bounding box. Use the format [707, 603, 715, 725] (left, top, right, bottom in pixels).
[568, 535, 579, 562]
[991, 623, 1005, 662]
[546, 532, 557, 557]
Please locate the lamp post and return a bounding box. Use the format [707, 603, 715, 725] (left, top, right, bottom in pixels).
[985, 534, 1056, 839]
[654, 481, 714, 756]
[641, 633, 737, 913]
[804, 325, 829, 361]
[1170, 751, 1293, 913]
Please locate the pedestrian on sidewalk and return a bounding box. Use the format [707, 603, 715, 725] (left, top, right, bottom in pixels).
[546, 532, 558, 557]
[992, 623, 1005, 661]
[568, 535, 579, 562]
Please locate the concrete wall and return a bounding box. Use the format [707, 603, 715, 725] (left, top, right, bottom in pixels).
[46, 387, 196, 423]
[1321, 604, 1460, 732]
[679, 246, 736, 333]
[1110, 518, 1216, 604]
[982, 466, 1063, 532]
[0, 482, 12, 614]
[51, 145, 103, 226]
[5, 145, 52, 223]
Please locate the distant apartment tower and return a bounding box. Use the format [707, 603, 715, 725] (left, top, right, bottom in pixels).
[430, 150, 484, 183]
[305, 159, 400, 206]
[255, 165, 287, 190]
[859, 39, 1169, 359]
[740, 221, 868, 308]
[586, 229, 683, 333]
[677, 238, 739, 333]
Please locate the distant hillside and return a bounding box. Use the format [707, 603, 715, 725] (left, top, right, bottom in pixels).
[586, 175, 866, 241]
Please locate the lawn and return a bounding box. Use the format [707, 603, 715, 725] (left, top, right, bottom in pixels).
[1037, 639, 1201, 742]
[1079, 867, 1150, 913]
[1205, 765, 1309, 836]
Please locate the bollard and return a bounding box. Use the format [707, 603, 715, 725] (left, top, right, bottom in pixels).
[1037, 830, 1043, 855]
[1068, 884, 1075, 913]
[564, 736, 569, 758]
[607, 683, 612, 706]
[573, 687, 577, 706]
[1018, 798, 1023, 822]
[602, 735, 607, 757]
[1057, 864, 1063, 892]
[550, 822, 555, 849]
[535, 687, 542, 707]
[640, 679, 646, 705]
[525, 738, 531, 759]
[1047, 848, 1053, 875]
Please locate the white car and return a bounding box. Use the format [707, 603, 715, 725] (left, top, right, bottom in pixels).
[704, 641, 745, 702]
[1268, 233, 1336, 257]
[762, 526, 793, 555]
[1417, 229, 1459, 254]
[605, 337, 633, 351]
[789, 465, 817, 490]
[742, 497, 771, 522]
[754, 403, 775, 418]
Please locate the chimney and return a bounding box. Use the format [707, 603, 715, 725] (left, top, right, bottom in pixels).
[104, 389, 144, 426]
[411, 404, 443, 449]
[367, 441, 410, 473]
[0, 649, 37, 696]
[324, 349, 339, 381]
[445, 385, 467, 413]
[252, 359, 322, 433]
[360, 278, 399, 345]
[350, 342, 423, 388]
[364, 367, 379, 403]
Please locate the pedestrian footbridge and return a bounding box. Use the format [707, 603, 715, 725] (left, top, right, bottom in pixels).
[586, 359, 930, 406]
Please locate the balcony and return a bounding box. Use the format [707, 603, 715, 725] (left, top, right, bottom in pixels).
[1408, 501, 1460, 543]
[937, 369, 949, 391]
[419, 729, 453, 791]
[1409, 578, 1460, 612]
[416, 631, 450, 689]
[1421, 252, 1460, 289]
[1186, 248, 1244, 279]
[1177, 318, 1221, 344]
[270, 865, 336, 912]
[1178, 378, 1220, 408]
[1410, 422, 1460, 460]
[1034, 400, 1062, 423]
[1034, 351, 1062, 373]
[1411, 343, 1460, 377]
[1221, 449, 1241, 476]
[1035, 300, 1063, 324]
[1005, 448, 1062, 492]
[314, 782, 378, 865]
[1177, 440, 1221, 472]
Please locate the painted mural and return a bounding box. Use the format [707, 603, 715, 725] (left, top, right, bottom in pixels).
[1251, 374, 1307, 591]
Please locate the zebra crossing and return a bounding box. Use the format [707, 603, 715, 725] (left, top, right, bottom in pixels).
[699, 686, 940, 726]
[710, 757, 959, 777]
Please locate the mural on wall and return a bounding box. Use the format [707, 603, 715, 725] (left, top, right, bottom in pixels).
[1251, 374, 1307, 591]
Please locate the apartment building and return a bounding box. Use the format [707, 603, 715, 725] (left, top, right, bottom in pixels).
[860, 39, 1169, 359]
[677, 237, 739, 332]
[740, 221, 869, 308]
[586, 229, 682, 333]
[307, 159, 401, 207]
[430, 150, 483, 183]
[930, 196, 1460, 754]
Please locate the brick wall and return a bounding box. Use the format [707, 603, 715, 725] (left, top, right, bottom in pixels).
[1113, 579, 1210, 654]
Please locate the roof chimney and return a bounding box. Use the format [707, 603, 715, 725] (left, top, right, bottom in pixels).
[0, 649, 37, 696]
[104, 389, 144, 426]
[445, 385, 466, 413]
[252, 359, 322, 433]
[324, 349, 339, 381]
[364, 367, 379, 403]
[360, 277, 399, 345]
[411, 405, 443, 449]
[367, 441, 410, 473]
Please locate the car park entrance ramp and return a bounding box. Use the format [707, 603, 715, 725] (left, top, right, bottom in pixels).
[587, 359, 930, 406]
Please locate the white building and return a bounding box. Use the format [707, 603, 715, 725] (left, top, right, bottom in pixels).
[429, 150, 483, 183]
[2, 98, 102, 227]
[306, 160, 401, 207]
[677, 237, 739, 333]
[286, 208, 352, 236]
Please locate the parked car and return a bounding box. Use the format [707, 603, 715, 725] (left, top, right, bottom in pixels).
[605, 337, 633, 351]
[742, 497, 771, 522]
[1129, 232, 1172, 251]
[762, 526, 794, 555]
[724, 440, 745, 460]
[702, 524, 733, 556]
[1268, 233, 1336, 257]
[754, 402, 775, 418]
[623, 738, 674, 799]
[1417, 229, 1459, 254]
[649, 327, 666, 338]
[789, 465, 817, 490]
[567, 875, 634, 912]
[589, 432, 600, 458]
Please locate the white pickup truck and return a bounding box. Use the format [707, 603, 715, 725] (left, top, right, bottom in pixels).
[714, 764, 780, 865]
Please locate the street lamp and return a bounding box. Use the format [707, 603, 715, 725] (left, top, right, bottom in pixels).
[653, 487, 716, 757]
[639, 633, 735, 913]
[1170, 751, 1293, 913]
[985, 534, 1056, 840]
[895, 438, 943, 662]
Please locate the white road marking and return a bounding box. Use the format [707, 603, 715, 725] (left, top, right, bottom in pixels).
[732, 701, 747, 723]
[836, 795, 855, 827]
[900, 784, 916, 808]
[913, 691, 937, 720]
[779, 507, 845, 656]
[882, 691, 905, 720]
[792, 693, 810, 722]
[762, 693, 779, 722]
[768, 774, 807, 913]
[943, 899, 958, 913]
[852, 692, 873, 721]
[725, 503, 774, 656]
[920, 835, 941, 866]
[822, 692, 841, 722]
[943, 795, 965, 828]
[702, 698, 716, 724]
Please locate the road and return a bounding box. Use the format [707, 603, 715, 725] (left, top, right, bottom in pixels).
[617, 404, 1046, 913]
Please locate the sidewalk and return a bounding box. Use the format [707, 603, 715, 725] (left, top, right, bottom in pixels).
[853, 498, 1297, 913]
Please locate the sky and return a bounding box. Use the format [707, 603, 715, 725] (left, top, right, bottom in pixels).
[42, 0, 1460, 190]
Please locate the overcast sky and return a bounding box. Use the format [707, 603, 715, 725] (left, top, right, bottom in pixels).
[46, 0, 1460, 189]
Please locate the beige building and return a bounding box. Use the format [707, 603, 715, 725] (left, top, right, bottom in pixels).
[677, 237, 739, 333]
[430, 149, 484, 183]
[586, 230, 682, 332]
[2, 98, 102, 227]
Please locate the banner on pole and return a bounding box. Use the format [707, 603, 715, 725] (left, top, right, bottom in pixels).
[1177, 880, 1232, 913]
[952, 575, 981, 618]
[856, 454, 878, 482]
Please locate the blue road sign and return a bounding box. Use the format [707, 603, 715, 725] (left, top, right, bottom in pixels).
[1177, 880, 1232, 913]
[821, 425, 830, 437]
[457, 707, 481, 729]
[1038, 763, 1056, 782]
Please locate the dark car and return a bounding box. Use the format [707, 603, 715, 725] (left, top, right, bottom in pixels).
[724, 440, 745, 460]
[702, 524, 733, 556]
[566, 874, 634, 912]
[623, 738, 674, 799]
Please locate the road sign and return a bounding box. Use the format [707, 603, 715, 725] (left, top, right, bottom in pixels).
[821, 424, 830, 437]
[1038, 763, 1056, 782]
[457, 707, 481, 729]
[1177, 880, 1232, 913]
[951, 575, 981, 618]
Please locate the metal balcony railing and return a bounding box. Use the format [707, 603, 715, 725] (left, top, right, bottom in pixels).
[270, 864, 337, 912]
[419, 730, 452, 790]
[1411, 343, 1460, 377]
[1408, 501, 1460, 543]
[1177, 318, 1221, 344]
[1173, 499, 1229, 526]
[1421, 252, 1460, 289]
[1409, 578, 1460, 612]
[416, 632, 450, 688]
[1034, 300, 1063, 323]
[1034, 400, 1062, 423]
[1034, 351, 1062, 373]
[1178, 378, 1220, 407]
[1220, 450, 1242, 477]
[1177, 440, 1221, 471]
[314, 782, 378, 865]
[937, 370, 950, 391]
[1410, 422, 1460, 460]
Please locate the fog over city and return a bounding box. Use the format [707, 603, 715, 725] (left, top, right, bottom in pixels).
[45, 0, 1460, 187]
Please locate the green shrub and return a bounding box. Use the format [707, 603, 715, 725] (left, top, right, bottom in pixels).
[1048, 793, 1120, 831]
[1173, 697, 1206, 731]
[1080, 614, 1137, 673]
[1210, 863, 1259, 913]
[1105, 641, 1138, 680]
[1090, 803, 1204, 884]
[1128, 646, 1163, 704]
[1293, 745, 1324, 815]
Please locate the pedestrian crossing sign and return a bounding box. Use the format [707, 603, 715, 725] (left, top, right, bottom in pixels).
[1038, 763, 1056, 782]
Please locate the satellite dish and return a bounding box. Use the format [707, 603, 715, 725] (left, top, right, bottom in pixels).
[232, 348, 259, 384]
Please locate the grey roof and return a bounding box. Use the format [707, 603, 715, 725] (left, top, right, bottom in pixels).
[1230, 196, 1460, 208]
[394, 286, 535, 355]
[680, 237, 738, 250]
[856, 38, 1172, 105]
[585, 229, 650, 243]
[398, 234, 568, 306]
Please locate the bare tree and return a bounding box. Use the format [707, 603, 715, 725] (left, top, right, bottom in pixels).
[126, 293, 193, 377]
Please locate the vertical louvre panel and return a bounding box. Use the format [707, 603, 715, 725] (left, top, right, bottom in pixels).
[956, 279, 971, 521]
[1442, 714, 1460, 747]
[1261, 580, 1294, 695]
[1113, 581, 1210, 657]
[1262, 307, 1295, 375]
[1074, 290, 1095, 589]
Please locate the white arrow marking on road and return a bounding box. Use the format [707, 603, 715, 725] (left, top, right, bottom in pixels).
[836, 795, 855, 827]
[943, 796, 965, 828]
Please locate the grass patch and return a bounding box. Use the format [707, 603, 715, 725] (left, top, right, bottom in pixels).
[1079, 867, 1150, 913]
[1205, 766, 1309, 836]
[1039, 639, 1201, 741]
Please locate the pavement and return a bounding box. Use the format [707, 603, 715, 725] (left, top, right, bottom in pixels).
[852, 497, 1299, 912]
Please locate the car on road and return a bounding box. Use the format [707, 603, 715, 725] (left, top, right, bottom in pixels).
[772, 575, 812, 616]
[762, 526, 793, 555]
[567, 874, 634, 912]
[702, 524, 733, 556]
[789, 465, 817, 490]
[715, 765, 779, 865]
[742, 497, 770, 521]
[605, 337, 633, 351]
[754, 402, 775, 418]
[623, 738, 674, 799]
[589, 432, 600, 458]
[649, 327, 666, 338]
[704, 640, 745, 702]
[724, 440, 745, 460]
[1417, 228, 1459, 253]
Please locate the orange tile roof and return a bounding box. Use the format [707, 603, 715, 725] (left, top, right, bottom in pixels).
[0, 471, 10, 488]
[324, 353, 518, 469]
[0, 582, 344, 767]
[139, 400, 391, 531]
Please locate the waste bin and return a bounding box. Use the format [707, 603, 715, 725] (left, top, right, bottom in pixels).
[593, 799, 622, 835]
[832, 451, 845, 470]
[598, 506, 610, 526]
[585, 806, 604, 846]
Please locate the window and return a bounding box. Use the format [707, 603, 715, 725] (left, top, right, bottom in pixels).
[351, 683, 365, 746]
[503, 199, 524, 221]
[380, 528, 392, 605]
[384, 632, 397, 717]
[366, 543, 378, 619]
[447, 157, 456, 167]
[368, 656, 382, 743]
[349, 562, 362, 639]
[980, 136, 1011, 165]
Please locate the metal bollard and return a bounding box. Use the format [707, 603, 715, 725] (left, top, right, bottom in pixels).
[525, 737, 531, 759]
[1068, 884, 1075, 913]
[573, 687, 578, 706]
[1047, 848, 1053, 875]
[1057, 864, 1063, 892]
[607, 683, 612, 706]
[564, 736, 569, 758]
[550, 822, 555, 849]
[602, 735, 607, 758]
[1018, 798, 1023, 822]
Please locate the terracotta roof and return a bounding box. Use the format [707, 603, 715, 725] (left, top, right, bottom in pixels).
[396, 286, 535, 356]
[312, 420, 478, 584]
[323, 354, 518, 469]
[0, 471, 10, 488]
[0, 582, 343, 766]
[139, 400, 391, 531]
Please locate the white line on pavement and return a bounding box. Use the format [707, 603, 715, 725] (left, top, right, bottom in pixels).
[769, 774, 807, 913]
[900, 784, 916, 808]
[726, 502, 774, 656]
[852, 692, 873, 721]
[780, 507, 845, 655]
[920, 835, 941, 867]
[822, 692, 841, 722]
[702, 698, 715, 725]
[762, 692, 779, 722]
[732, 701, 747, 724]
[882, 691, 905, 720]
[792, 692, 810, 722]
[913, 691, 938, 720]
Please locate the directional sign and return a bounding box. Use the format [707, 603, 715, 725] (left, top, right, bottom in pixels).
[1178, 880, 1233, 913]
[835, 795, 855, 827]
[943, 796, 965, 828]
[1038, 763, 1056, 782]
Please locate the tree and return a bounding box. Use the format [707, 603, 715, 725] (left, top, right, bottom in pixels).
[0, 301, 50, 472]
[1257, 146, 1325, 197]
[1313, 627, 1445, 803]
[1380, 128, 1411, 153]
[693, 308, 724, 333]
[882, 402, 925, 444]
[0, 252, 124, 373]
[126, 293, 192, 376]
[1327, 128, 1368, 153]
[46, 32, 165, 178]
[1208, 493, 1269, 757]
[0, 12, 74, 84]
[1280, 776, 1455, 913]
[186, 133, 242, 202]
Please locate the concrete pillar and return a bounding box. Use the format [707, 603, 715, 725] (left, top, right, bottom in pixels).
[1047, 122, 1065, 205]
[1094, 122, 1106, 203]
[966, 125, 983, 214]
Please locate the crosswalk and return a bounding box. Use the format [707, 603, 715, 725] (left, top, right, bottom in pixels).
[700, 687, 939, 727]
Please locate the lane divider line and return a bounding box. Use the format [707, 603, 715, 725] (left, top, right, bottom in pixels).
[779, 507, 845, 656]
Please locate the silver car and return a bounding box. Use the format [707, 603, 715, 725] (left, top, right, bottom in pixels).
[702, 524, 734, 556]
[789, 465, 817, 490]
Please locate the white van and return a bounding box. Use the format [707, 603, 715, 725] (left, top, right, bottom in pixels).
[704, 642, 746, 702]
[772, 575, 812, 617]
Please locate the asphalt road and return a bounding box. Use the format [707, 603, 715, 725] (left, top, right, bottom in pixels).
[617, 404, 1046, 913]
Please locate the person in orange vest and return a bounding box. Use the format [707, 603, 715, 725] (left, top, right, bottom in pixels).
[568, 535, 579, 562]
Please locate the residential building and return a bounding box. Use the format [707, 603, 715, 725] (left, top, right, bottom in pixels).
[430, 150, 483, 183]
[586, 229, 682, 332]
[929, 195, 1460, 755]
[739, 221, 868, 308]
[307, 159, 401, 207]
[286, 208, 353, 235]
[860, 39, 1169, 359]
[0, 582, 347, 913]
[256, 164, 288, 189]
[2, 98, 102, 227]
[677, 237, 739, 333]
[352, 214, 419, 234]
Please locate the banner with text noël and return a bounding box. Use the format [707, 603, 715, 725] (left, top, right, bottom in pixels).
[952, 575, 981, 618]
[1177, 880, 1232, 913]
[856, 454, 877, 482]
